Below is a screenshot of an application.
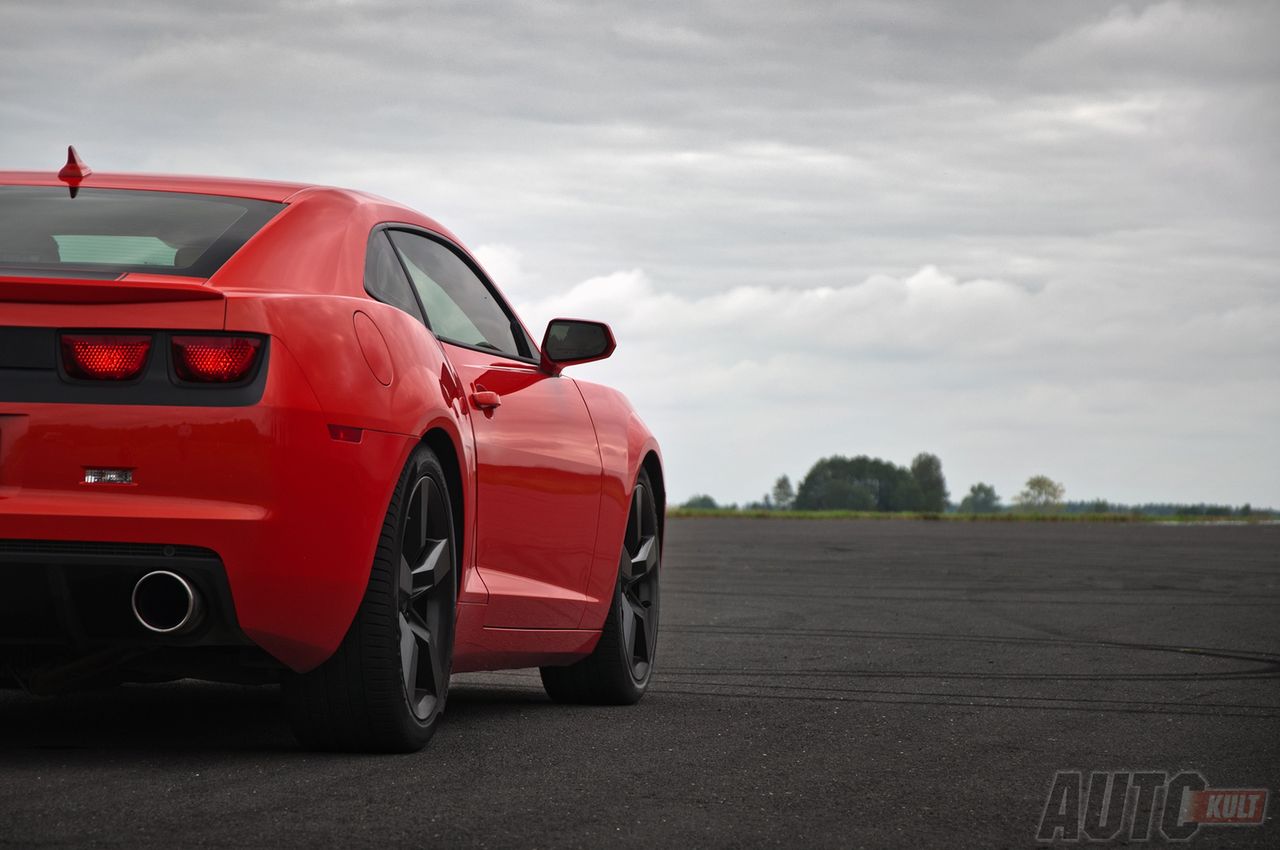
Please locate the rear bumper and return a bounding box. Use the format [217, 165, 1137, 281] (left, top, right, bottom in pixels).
[0, 539, 244, 647]
[0, 343, 415, 672]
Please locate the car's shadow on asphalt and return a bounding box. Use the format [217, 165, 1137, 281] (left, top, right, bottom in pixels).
[0, 682, 296, 755]
[0, 679, 559, 755]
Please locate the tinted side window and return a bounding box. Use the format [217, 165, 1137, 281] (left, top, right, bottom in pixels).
[364, 231, 425, 323]
[387, 231, 528, 358]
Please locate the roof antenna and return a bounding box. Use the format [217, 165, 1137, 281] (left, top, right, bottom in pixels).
[58, 145, 92, 198]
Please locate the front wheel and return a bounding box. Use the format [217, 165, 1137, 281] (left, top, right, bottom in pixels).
[540, 469, 660, 704]
[284, 444, 457, 752]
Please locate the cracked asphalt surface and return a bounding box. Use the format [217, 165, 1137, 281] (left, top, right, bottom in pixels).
[2, 518, 1278, 848]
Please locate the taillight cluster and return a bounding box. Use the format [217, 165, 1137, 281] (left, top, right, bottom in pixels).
[61, 335, 152, 380]
[172, 336, 262, 383]
[59, 332, 263, 383]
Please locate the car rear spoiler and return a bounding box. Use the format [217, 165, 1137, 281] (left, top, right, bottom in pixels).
[0, 274, 222, 304]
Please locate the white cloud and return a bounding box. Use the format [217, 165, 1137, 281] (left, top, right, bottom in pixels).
[612, 19, 717, 49]
[2, 1, 1277, 505]
[518, 265, 1279, 506]
[472, 243, 540, 295]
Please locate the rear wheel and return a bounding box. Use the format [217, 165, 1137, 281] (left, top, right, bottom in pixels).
[540, 469, 660, 704]
[284, 444, 457, 752]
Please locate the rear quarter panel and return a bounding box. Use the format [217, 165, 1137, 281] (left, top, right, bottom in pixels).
[218, 191, 482, 619]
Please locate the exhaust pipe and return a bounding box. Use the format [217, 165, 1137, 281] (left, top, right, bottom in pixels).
[131, 571, 204, 634]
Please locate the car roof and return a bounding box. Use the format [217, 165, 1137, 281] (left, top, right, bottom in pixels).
[0, 170, 323, 202]
[0, 169, 461, 243]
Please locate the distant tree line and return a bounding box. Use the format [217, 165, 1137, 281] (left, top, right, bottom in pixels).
[689, 452, 949, 513]
[787, 453, 949, 512]
[680, 455, 1271, 519]
[1058, 501, 1259, 517]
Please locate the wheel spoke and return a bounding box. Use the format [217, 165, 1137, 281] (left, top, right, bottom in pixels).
[421, 633, 444, 699]
[630, 535, 658, 578]
[628, 484, 644, 551]
[406, 611, 432, 644]
[416, 482, 430, 559]
[623, 537, 658, 597]
[411, 537, 450, 599]
[398, 554, 414, 606]
[618, 548, 632, 586]
[628, 597, 651, 662]
[401, 610, 441, 718]
[407, 614, 437, 695]
[399, 612, 418, 696]
[401, 477, 435, 567]
[620, 594, 637, 662]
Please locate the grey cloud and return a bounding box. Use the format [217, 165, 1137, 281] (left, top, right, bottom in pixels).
[2, 0, 1276, 504]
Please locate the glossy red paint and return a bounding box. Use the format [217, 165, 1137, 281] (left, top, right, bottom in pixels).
[56, 146, 92, 185]
[0, 168, 662, 678]
[0, 274, 221, 304]
[352, 311, 393, 386]
[444, 341, 604, 631]
[574, 380, 665, 629]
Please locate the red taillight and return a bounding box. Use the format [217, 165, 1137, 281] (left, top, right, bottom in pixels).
[172, 336, 262, 383]
[61, 334, 151, 380]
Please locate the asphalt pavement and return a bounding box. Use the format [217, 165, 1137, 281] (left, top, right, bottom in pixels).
[1, 518, 1278, 848]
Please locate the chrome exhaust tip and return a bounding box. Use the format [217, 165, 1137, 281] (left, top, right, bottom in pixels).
[131, 570, 204, 634]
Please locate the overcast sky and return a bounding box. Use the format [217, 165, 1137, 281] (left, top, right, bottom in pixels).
[3, 0, 1277, 506]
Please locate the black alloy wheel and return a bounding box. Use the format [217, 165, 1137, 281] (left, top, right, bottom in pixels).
[398, 473, 454, 722]
[619, 478, 660, 684]
[284, 445, 457, 752]
[540, 468, 661, 704]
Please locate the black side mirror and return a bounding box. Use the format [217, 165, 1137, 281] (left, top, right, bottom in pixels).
[540, 319, 616, 375]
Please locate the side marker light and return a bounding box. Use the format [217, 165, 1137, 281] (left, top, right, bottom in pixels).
[328, 425, 364, 443]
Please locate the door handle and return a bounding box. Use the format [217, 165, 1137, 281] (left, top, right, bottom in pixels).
[470, 390, 502, 410]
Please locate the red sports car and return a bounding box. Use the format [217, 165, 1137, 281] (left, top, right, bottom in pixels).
[0, 149, 664, 752]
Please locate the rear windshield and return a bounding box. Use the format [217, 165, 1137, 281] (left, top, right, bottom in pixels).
[0, 186, 284, 279]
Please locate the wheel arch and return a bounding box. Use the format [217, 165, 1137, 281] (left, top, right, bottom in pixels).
[640, 450, 666, 551]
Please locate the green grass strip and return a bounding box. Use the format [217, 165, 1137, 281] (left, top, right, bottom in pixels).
[665, 508, 1272, 524]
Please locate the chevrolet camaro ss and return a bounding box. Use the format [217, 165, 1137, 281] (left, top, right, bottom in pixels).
[0, 149, 664, 752]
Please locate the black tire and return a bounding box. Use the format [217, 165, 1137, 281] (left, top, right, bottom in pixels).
[540, 468, 660, 705]
[283, 444, 457, 753]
